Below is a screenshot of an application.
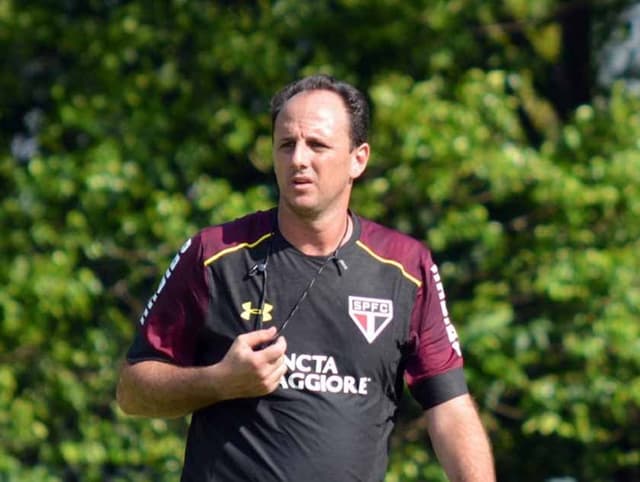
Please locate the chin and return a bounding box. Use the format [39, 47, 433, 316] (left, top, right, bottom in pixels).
[283, 200, 321, 219]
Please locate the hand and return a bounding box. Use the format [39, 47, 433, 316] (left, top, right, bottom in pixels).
[215, 327, 287, 400]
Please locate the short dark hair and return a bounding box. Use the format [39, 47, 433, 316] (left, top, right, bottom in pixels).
[270, 74, 370, 148]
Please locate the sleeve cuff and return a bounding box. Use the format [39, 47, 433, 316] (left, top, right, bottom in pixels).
[409, 367, 469, 410]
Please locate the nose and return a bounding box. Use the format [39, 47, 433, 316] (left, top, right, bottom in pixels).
[291, 141, 311, 169]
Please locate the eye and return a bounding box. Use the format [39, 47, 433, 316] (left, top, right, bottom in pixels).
[309, 140, 328, 151]
[278, 140, 295, 150]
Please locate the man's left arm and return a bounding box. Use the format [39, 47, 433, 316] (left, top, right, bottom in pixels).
[425, 393, 495, 482]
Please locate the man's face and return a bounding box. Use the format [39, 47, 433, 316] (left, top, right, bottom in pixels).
[273, 89, 368, 220]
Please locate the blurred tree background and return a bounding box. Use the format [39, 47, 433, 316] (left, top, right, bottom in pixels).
[1, 0, 639, 481]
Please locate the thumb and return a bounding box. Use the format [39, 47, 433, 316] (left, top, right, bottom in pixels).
[240, 326, 278, 348]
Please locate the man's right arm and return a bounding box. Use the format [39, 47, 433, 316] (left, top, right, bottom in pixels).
[116, 327, 287, 418]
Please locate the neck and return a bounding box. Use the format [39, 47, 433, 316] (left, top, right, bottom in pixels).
[277, 207, 352, 256]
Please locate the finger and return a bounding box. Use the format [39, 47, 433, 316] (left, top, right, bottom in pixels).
[240, 327, 278, 348]
[263, 360, 288, 393]
[266, 353, 286, 369]
[257, 336, 287, 361]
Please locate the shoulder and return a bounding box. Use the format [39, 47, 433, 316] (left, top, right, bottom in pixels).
[357, 216, 432, 259]
[190, 210, 275, 264]
[356, 216, 435, 284]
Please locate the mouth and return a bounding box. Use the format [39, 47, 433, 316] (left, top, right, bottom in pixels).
[291, 176, 313, 186]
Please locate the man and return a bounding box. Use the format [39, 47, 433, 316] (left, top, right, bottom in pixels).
[117, 74, 495, 481]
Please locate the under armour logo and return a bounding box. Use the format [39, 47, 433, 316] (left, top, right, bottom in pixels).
[240, 301, 273, 322]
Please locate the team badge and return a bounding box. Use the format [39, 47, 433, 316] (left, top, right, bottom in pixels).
[348, 296, 394, 343]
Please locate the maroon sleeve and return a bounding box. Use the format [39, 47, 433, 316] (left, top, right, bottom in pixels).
[404, 253, 467, 409]
[126, 233, 210, 366]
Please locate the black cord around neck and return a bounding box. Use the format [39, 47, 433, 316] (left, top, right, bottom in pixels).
[253, 213, 351, 335]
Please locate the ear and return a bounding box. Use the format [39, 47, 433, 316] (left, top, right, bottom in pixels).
[349, 142, 369, 180]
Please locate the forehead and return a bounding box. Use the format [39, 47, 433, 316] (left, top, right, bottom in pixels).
[275, 89, 349, 136]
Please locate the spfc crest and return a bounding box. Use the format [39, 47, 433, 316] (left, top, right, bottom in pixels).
[348, 296, 394, 343]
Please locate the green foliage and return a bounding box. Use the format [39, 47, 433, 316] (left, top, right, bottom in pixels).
[367, 72, 640, 480]
[1, 1, 639, 481]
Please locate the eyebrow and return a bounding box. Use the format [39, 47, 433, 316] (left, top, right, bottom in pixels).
[274, 134, 295, 144]
[275, 131, 329, 142]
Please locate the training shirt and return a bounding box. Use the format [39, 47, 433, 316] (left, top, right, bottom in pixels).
[126, 209, 467, 482]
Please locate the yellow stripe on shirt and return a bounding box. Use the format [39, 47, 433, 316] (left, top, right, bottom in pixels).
[203, 232, 273, 266]
[355, 240, 422, 287]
